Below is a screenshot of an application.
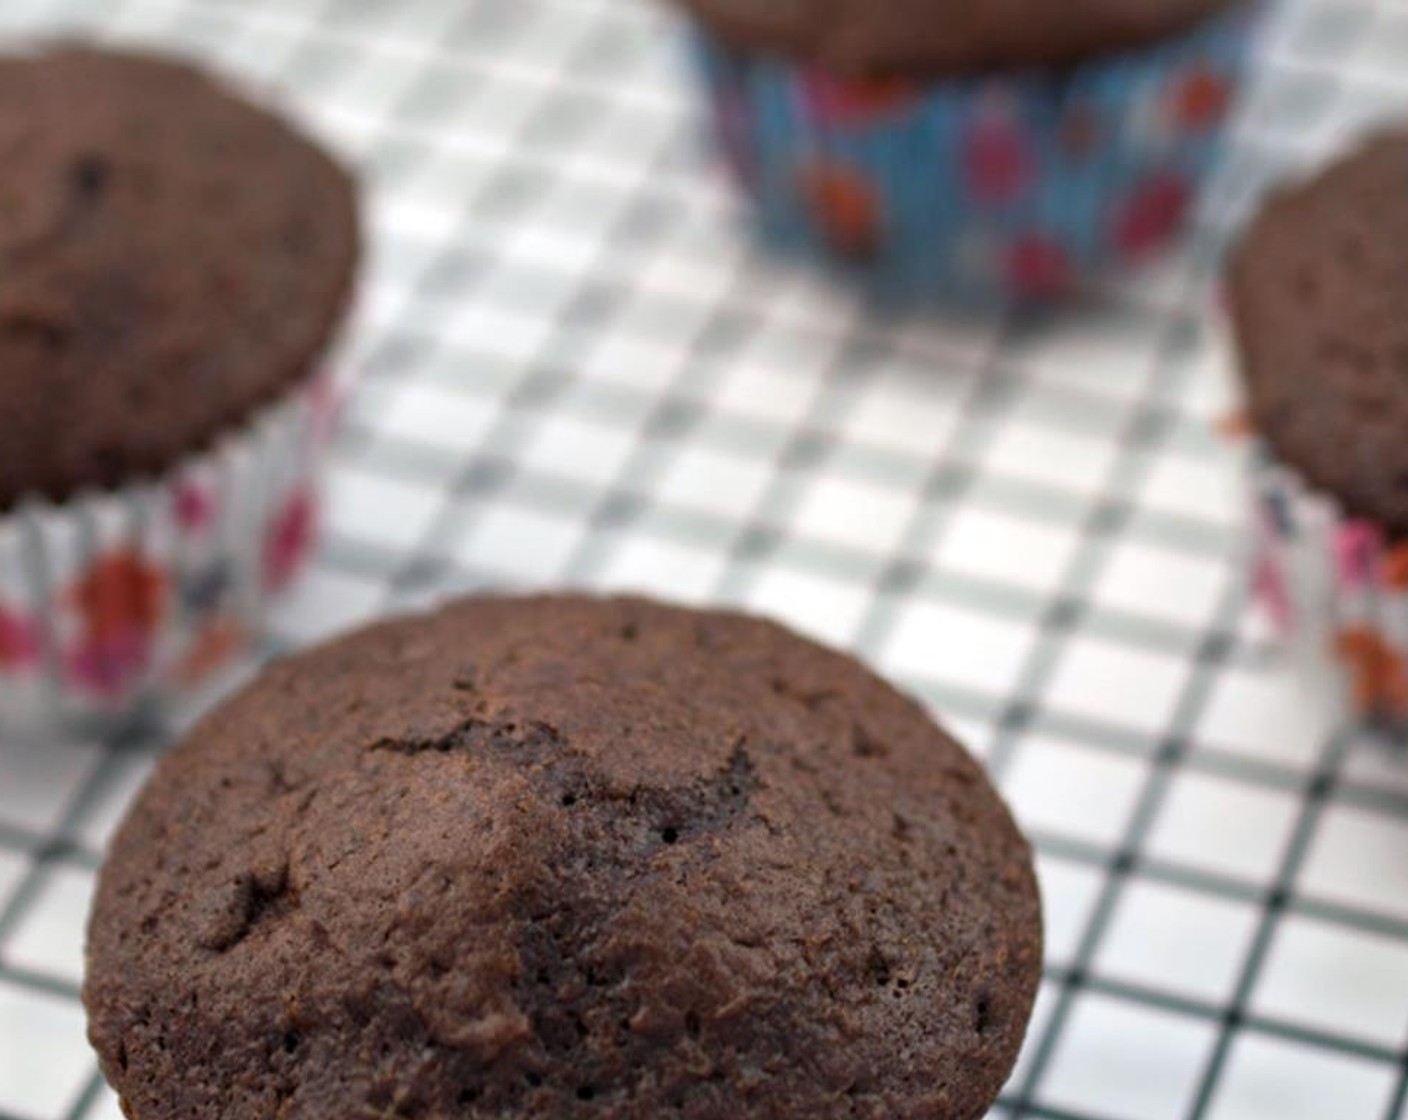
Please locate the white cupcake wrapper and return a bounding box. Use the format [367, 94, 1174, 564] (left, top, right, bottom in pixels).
[0, 369, 345, 743]
[1251, 451, 1408, 737]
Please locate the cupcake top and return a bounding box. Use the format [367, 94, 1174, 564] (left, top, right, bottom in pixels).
[0, 48, 358, 509]
[675, 0, 1239, 77]
[1230, 133, 1408, 538]
[86, 595, 1042, 1120]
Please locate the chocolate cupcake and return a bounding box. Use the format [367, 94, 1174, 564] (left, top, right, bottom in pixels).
[1230, 132, 1408, 735]
[0, 47, 359, 739]
[85, 596, 1042, 1119]
[680, 0, 1262, 303]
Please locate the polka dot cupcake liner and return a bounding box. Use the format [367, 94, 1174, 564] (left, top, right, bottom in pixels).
[1252, 449, 1408, 740]
[691, 3, 1262, 305]
[0, 366, 347, 744]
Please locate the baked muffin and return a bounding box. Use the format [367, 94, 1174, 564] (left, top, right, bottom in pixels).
[0, 47, 358, 740]
[85, 596, 1042, 1119]
[1230, 132, 1408, 734]
[680, 0, 1262, 303]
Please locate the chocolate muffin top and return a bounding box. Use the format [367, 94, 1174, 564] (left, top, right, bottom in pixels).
[0, 48, 358, 509]
[1230, 133, 1408, 539]
[674, 0, 1239, 77]
[85, 596, 1042, 1120]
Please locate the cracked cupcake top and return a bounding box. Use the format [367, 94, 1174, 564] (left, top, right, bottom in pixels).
[85, 595, 1041, 1120]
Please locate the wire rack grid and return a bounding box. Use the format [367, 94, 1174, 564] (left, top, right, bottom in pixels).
[3, 0, 1408, 1118]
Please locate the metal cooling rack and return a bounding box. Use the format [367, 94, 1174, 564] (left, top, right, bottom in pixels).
[3, 0, 1408, 1117]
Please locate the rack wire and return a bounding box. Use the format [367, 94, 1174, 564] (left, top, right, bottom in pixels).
[2, 0, 1408, 1117]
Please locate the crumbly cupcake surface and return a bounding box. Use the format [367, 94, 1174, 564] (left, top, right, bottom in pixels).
[0, 48, 358, 508]
[674, 0, 1238, 76]
[1230, 132, 1408, 539]
[85, 596, 1041, 1120]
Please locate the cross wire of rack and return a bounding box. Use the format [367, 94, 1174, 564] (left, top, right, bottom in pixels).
[2, 1, 1408, 1118]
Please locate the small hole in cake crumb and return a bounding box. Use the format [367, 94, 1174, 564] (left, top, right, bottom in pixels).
[577, 1086, 596, 1101]
[975, 996, 993, 1035]
[71, 153, 109, 198]
[661, 826, 680, 844]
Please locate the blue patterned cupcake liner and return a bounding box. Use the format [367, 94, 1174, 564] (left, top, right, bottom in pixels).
[692, 4, 1263, 304]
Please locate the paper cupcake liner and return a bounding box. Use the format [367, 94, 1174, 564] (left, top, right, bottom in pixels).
[1251, 450, 1408, 738]
[691, 3, 1261, 304]
[0, 369, 345, 743]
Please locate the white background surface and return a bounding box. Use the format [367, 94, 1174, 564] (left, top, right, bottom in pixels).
[2, 0, 1408, 1118]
